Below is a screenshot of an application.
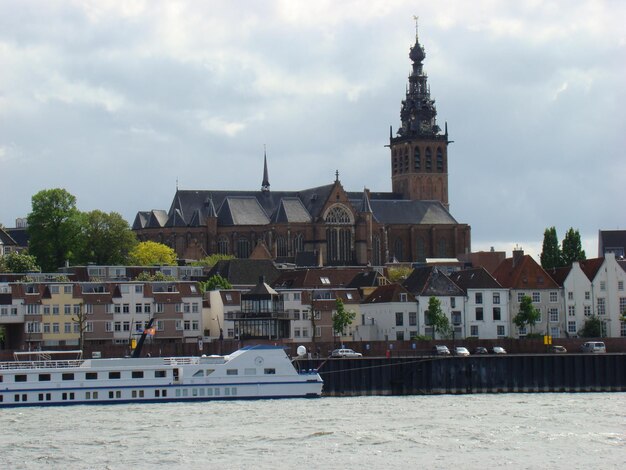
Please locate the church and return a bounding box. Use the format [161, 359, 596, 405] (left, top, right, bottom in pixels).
[133, 28, 471, 266]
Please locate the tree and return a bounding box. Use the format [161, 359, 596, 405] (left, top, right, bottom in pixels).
[72, 304, 89, 351]
[0, 251, 40, 273]
[425, 296, 451, 339]
[561, 228, 586, 266]
[76, 210, 137, 265]
[200, 274, 233, 292]
[332, 298, 356, 342]
[579, 315, 602, 338]
[27, 188, 82, 271]
[135, 271, 176, 282]
[540, 226, 562, 269]
[387, 266, 413, 282]
[190, 254, 235, 267]
[513, 295, 541, 334]
[129, 241, 177, 266]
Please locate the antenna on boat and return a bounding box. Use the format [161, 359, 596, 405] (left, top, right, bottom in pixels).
[132, 317, 156, 358]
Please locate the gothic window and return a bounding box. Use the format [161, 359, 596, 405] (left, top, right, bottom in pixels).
[293, 233, 304, 254]
[325, 205, 352, 224]
[416, 237, 425, 261]
[437, 238, 447, 257]
[217, 237, 229, 255]
[276, 236, 287, 257]
[326, 228, 352, 264]
[414, 147, 421, 171]
[372, 235, 381, 266]
[436, 147, 444, 172]
[236, 237, 250, 259]
[394, 238, 404, 261]
[425, 147, 432, 171]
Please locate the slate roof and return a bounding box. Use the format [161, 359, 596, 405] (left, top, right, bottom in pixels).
[0, 228, 17, 246]
[598, 230, 626, 256]
[403, 266, 465, 297]
[362, 283, 415, 304]
[207, 259, 280, 286]
[448, 267, 503, 293]
[492, 255, 558, 289]
[4, 228, 28, 248]
[273, 268, 369, 289]
[218, 197, 271, 226]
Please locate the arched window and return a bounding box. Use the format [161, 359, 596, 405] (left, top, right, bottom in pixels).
[438, 238, 447, 257]
[394, 238, 404, 261]
[436, 147, 444, 172]
[372, 235, 381, 266]
[325, 205, 352, 224]
[237, 237, 250, 259]
[217, 237, 229, 255]
[416, 237, 425, 262]
[414, 147, 421, 171]
[293, 233, 304, 254]
[326, 228, 352, 264]
[425, 147, 432, 171]
[276, 236, 287, 257]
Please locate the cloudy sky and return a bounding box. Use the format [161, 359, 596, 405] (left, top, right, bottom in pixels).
[1, 0, 624, 260]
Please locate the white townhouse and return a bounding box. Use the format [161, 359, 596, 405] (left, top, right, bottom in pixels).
[359, 284, 418, 341]
[589, 253, 626, 337]
[449, 267, 510, 340]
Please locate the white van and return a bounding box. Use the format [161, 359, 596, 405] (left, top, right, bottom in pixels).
[581, 341, 606, 353]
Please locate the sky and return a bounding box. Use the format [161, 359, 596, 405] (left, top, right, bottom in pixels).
[1, 0, 624, 261]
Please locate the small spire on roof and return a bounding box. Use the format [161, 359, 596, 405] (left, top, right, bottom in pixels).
[335, 170, 339, 182]
[262, 145, 270, 193]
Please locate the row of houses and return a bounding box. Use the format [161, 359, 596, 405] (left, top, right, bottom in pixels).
[1, 250, 625, 351]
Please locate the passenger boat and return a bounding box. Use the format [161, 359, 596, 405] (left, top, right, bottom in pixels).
[0, 345, 323, 407]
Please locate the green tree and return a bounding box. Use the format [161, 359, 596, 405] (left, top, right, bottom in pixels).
[561, 228, 586, 266]
[425, 296, 451, 339]
[129, 241, 177, 266]
[135, 271, 177, 282]
[27, 188, 82, 271]
[200, 274, 233, 292]
[332, 298, 356, 341]
[579, 315, 602, 338]
[387, 266, 413, 282]
[76, 210, 137, 265]
[540, 226, 562, 269]
[190, 254, 235, 267]
[513, 295, 541, 334]
[0, 252, 40, 273]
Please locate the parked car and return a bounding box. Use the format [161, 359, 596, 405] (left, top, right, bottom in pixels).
[473, 347, 488, 355]
[454, 347, 470, 357]
[330, 348, 363, 358]
[491, 346, 507, 354]
[549, 345, 567, 353]
[581, 341, 606, 353]
[432, 345, 451, 356]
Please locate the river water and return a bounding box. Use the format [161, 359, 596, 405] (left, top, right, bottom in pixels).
[2, 394, 625, 469]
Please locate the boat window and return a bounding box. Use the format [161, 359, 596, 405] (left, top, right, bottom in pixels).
[155, 370, 166, 378]
[244, 368, 256, 376]
[226, 369, 238, 376]
[0, 395, 3, 402]
[62, 373, 74, 381]
[0, 375, 3, 382]
[193, 370, 204, 377]
[264, 368, 276, 375]
[38, 374, 51, 381]
[86, 372, 97, 380]
[162, 389, 167, 397]
[205, 369, 214, 375]
[132, 371, 144, 379]
[15, 374, 27, 382]
[231, 387, 237, 396]
[109, 372, 121, 379]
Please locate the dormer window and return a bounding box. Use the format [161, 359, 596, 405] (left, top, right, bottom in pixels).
[320, 277, 330, 285]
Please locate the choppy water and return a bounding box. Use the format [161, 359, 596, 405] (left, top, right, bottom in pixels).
[2, 394, 625, 469]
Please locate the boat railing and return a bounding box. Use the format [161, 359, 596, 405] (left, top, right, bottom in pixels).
[162, 357, 199, 366]
[0, 359, 85, 370]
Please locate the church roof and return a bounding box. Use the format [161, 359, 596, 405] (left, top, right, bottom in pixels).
[217, 197, 270, 226]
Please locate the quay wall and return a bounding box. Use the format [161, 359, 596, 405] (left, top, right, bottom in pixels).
[296, 353, 626, 396]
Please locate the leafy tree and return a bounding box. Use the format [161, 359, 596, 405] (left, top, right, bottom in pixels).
[561, 228, 586, 265]
[0, 252, 41, 273]
[76, 210, 137, 265]
[425, 296, 451, 339]
[540, 226, 562, 269]
[200, 274, 233, 292]
[190, 254, 235, 267]
[71, 304, 89, 351]
[513, 295, 541, 334]
[135, 271, 177, 282]
[27, 188, 82, 271]
[387, 266, 413, 282]
[332, 297, 356, 340]
[579, 315, 602, 338]
[129, 241, 177, 266]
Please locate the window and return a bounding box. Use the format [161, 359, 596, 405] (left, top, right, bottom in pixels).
[600, 281, 606, 291]
[175, 320, 182, 331]
[597, 298, 605, 316]
[38, 374, 51, 381]
[43, 323, 51, 333]
[155, 370, 166, 378]
[237, 237, 251, 258]
[550, 291, 558, 302]
[568, 305, 576, 317]
[192, 303, 199, 313]
[549, 308, 559, 322]
[293, 292, 301, 301]
[114, 304, 121, 314]
[532, 292, 540, 303]
[619, 281, 624, 291]
[64, 323, 71, 333]
[568, 321, 577, 333]
[123, 304, 130, 314]
[109, 372, 121, 379]
[27, 304, 40, 315]
[64, 285, 72, 294]
[493, 307, 501, 321]
[396, 331, 405, 341]
[52, 323, 59, 333]
[470, 325, 478, 337]
[156, 303, 164, 313]
[132, 371, 144, 379]
[493, 293, 500, 304]
[86, 372, 97, 380]
[135, 285, 143, 294]
[264, 368, 276, 375]
[409, 312, 417, 326]
[584, 305, 591, 317]
[620, 297, 626, 316]
[294, 328, 301, 338]
[52, 305, 59, 315]
[568, 292, 574, 301]
[62, 373, 74, 381]
[64, 304, 71, 315]
[135, 304, 142, 314]
[475, 293, 483, 304]
[475, 307, 483, 321]
[517, 293, 525, 303]
[395, 312, 403, 326]
[50, 285, 59, 294]
[497, 325, 505, 337]
[451, 311, 461, 325]
[320, 277, 330, 285]
[226, 369, 238, 376]
[585, 291, 590, 301]
[73, 304, 80, 315]
[450, 297, 456, 308]
[105, 322, 112, 332]
[276, 236, 287, 257]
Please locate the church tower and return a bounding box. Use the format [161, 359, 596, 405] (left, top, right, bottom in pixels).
[390, 23, 450, 208]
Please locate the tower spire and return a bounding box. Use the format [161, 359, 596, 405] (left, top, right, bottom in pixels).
[261, 145, 270, 192]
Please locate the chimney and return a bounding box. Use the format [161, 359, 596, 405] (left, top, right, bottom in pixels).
[512, 246, 524, 267]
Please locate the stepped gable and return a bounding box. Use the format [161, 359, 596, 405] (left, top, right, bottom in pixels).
[208, 259, 280, 286]
[363, 283, 415, 304]
[448, 267, 503, 293]
[403, 266, 464, 297]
